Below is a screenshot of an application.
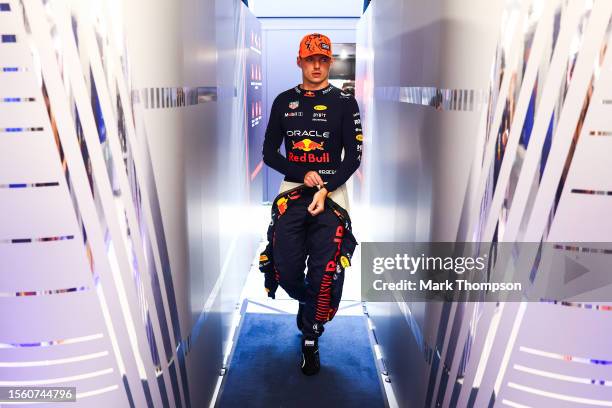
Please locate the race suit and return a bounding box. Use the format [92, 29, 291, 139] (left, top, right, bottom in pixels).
[259, 184, 357, 338]
[262, 84, 363, 192]
[260, 84, 363, 338]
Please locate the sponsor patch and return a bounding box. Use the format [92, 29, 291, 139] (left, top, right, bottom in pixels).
[340, 256, 350, 268]
[304, 91, 315, 97]
[312, 112, 327, 122]
[287, 129, 330, 138]
[314, 105, 327, 111]
[292, 138, 324, 151]
[289, 152, 330, 163]
[356, 134, 363, 142]
[276, 197, 288, 215]
[289, 100, 299, 109]
[285, 112, 303, 117]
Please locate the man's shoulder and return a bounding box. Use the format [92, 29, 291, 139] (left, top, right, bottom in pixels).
[337, 89, 355, 101]
[274, 86, 300, 101]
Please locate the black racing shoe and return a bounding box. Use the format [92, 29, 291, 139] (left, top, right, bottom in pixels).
[296, 302, 304, 331]
[301, 337, 320, 376]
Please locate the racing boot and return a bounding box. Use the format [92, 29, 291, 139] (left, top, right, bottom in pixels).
[301, 336, 320, 376]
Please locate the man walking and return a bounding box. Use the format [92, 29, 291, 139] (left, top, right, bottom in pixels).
[262, 33, 363, 375]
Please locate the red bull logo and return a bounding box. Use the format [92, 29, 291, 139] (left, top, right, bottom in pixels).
[290, 139, 329, 162]
[291, 138, 324, 152]
[288, 152, 330, 163]
[304, 91, 315, 97]
[276, 197, 288, 214]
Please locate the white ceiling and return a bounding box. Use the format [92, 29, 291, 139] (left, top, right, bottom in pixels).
[248, 0, 363, 18]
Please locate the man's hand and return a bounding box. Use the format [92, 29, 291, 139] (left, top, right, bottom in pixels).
[304, 170, 324, 188]
[308, 187, 327, 216]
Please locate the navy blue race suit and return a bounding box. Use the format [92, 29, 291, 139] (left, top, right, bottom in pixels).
[260, 84, 363, 338]
[259, 185, 357, 338]
[262, 84, 363, 192]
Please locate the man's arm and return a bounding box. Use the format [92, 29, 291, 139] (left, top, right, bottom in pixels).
[262, 95, 310, 181]
[324, 96, 363, 192]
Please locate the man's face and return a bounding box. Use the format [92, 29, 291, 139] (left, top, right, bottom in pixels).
[297, 54, 333, 85]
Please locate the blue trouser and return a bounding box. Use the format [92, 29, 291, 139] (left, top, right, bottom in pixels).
[270, 187, 356, 338]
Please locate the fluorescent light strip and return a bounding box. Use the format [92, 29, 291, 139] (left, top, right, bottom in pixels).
[502, 399, 532, 408]
[1, 34, 16, 43]
[514, 364, 612, 386]
[0, 285, 89, 297]
[0, 235, 74, 244]
[0, 333, 103, 349]
[375, 86, 488, 111]
[571, 188, 612, 195]
[1, 97, 35, 102]
[0, 351, 108, 367]
[508, 382, 612, 406]
[520, 346, 612, 366]
[493, 302, 527, 395]
[0, 368, 113, 386]
[0, 182, 59, 189]
[131, 86, 217, 109]
[553, 244, 612, 255]
[76, 384, 119, 399]
[540, 298, 612, 311]
[472, 303, 505, 387]
[0, 127, 43, 132]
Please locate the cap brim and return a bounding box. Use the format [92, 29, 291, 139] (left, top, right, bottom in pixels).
[299, 52, 333, 58]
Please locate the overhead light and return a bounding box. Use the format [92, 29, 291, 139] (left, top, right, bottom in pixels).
[339, 49, 349, 60]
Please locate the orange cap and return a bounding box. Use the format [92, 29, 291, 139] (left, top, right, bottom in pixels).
[299, 33, 332, 58]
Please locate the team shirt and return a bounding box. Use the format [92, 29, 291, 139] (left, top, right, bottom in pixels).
[262, 84, 363, 192]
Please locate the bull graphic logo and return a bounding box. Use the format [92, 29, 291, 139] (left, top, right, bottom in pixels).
[292, 138, 324, 152]
[276, 197, 289, 215]
[289, 100, 299, 109]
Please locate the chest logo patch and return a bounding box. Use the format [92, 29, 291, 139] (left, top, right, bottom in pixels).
[292, 138, 324, 151]
[356, 134, 363, 141]
[314, 105, 327, 111]
[289, 100, 299, 109]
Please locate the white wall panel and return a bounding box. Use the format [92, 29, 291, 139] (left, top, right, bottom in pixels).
[2, 0, 263, 405]
[357, 0, 612, 407]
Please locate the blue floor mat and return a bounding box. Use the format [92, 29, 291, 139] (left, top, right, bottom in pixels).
[217, 312, 386, 408]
